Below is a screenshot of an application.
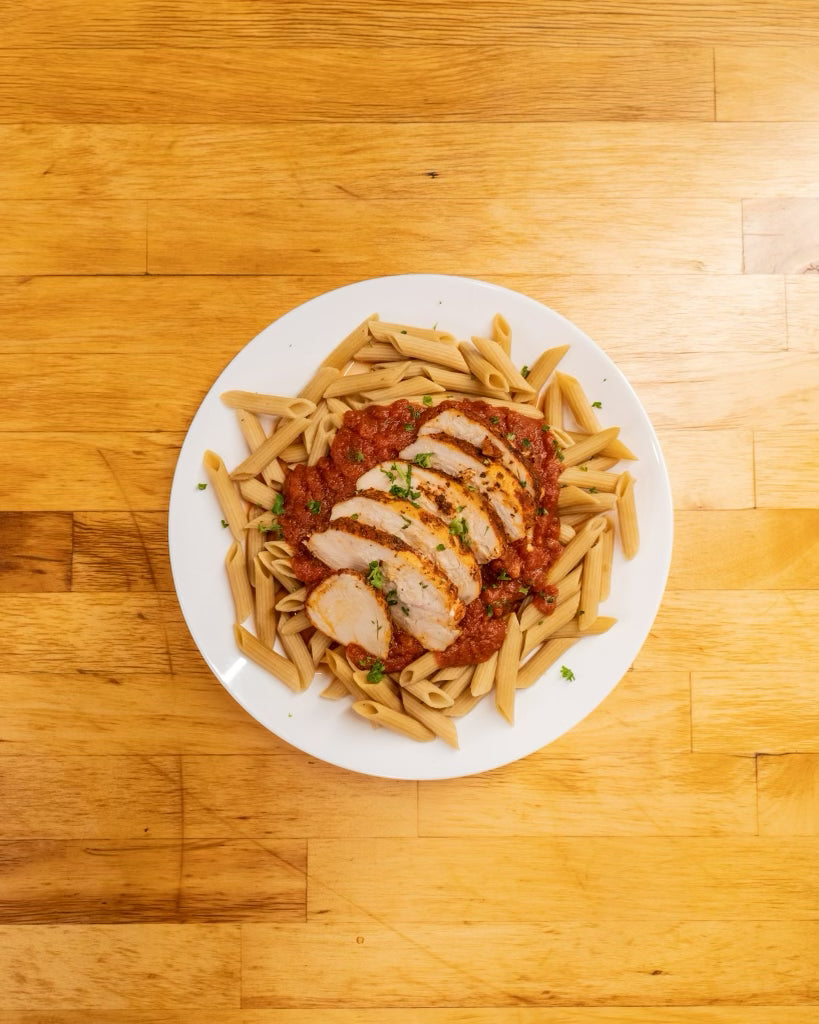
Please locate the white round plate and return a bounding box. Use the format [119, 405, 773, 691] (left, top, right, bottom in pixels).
[169, 274, 673, 780]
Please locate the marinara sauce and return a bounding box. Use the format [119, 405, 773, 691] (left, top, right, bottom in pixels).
[280, 398, 563, 670]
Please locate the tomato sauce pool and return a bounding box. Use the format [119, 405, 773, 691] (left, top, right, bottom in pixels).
[281, 399, 563, 670]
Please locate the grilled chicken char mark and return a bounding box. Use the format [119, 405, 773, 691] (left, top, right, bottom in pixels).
[306, 518, 464, 652]
[355, 461, 505, 564]
[331, 490, 481, 604]
[399, 434, 533, 542]
[305, 569, 392, 659]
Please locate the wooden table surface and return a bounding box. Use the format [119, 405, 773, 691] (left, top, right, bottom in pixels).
[2, 1, 819, 1018]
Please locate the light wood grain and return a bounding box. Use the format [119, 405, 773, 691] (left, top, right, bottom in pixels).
[0, 756, 181, 839]
[669, 510, 819, 589]
[418, 754, 755, 836]
[754, 429, 819, 508]
[0, 47, 714, 123]
[0, 200, 145, 274]
[72, 512, 171, 591]
[0, 839, 305, 923]
[241, 919, 819, 1007]
[692, 671, 819, 754]
[656, 428, 754, 510]
[5, 125, 819, 200]
[743, 198, 819, 273]
[147, 199, 740, 275]
[0, 924, 240, 1008]
[786, 276, 819, 351]
[757, 755, 819, 835]
[716, 46, 819, 121]
[308, 836, 819, 922]
[0, 513, 73, 593]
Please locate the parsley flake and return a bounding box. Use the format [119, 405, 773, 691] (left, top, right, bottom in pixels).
[349, 448, 364, 463]
[306, 499, 321, 515]
[436, 543, 446, 551]
[522, 438, 531, 449]
[403, 422, 414, 432]
[272, 492, 285, 515]
[560, 665, 575, 682]
[400, 515, 411, 529]
[422, 395, 433, 406]
[414, 452, 434, 468]
[490, 416, 499, 424]
[448, 517, 468, 539]
[591, 401, 602, 409]
[541, 422, 550, 432]
[366, 561, 384, 589]
[521, 365, 530, 378]
[385, 589, 398, 606]
[220, 519, 229, 528]
[367, 660, 386, 683]
[401, 605, 410, 616]
[197, 482, 207, 490]
[496, 570, 511, 581]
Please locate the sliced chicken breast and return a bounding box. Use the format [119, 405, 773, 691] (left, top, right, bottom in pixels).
[305, 570, 392, 659]
[306, 519, 464, 651]
[331, 490, 481, 604]
[400, 434, 532, 542]
[355, 461, 505, 564]
[418, 408, 535, 494]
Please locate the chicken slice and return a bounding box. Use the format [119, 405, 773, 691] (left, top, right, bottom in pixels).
[400, 434, 532, 542]
[418, 408, 535, 494]
[305, 570, 392, 659]
[355, 461, 505, 564]
[306, 518, 464, 651]
[331, 490, 481, 604]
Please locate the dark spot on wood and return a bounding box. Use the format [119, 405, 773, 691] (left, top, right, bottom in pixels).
[425, 170, 439, 178]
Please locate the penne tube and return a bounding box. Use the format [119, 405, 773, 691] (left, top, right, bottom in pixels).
[423, 365, 508, 399]
[323, 362, 409, 398]
[551, 616, 617, 639]
[253, 559, 277, 648]
[275, 585, 307, 611]
[470, 335, 535, 394]
[203, 450, 246, 543]
[470, 650, 499, 697]
[278, 442, 309, 464]
[558, 493, 617, 517]
[439, 665, 475, 700]
[367, 379, 446, 403]
[541, 379, 563, 427]
[559, 427, 621, 469]
[583, 455, 619, 472]
[319, 677, 349, 700]
[578, 539, 604, 631]
[245, 516, 265, 587]
[547, 515, 608, 584]
[555, 372, 602, 434]
[431, 665, 466, 682]
[399, 651, 440, 687]
[230, 416, 310, 480]
[323, 647, 369, 701]
[310, 629, 333, 665]
[264, 538, 295, 558]
[235, 410, 280, 487]
[279, 610, 312, 635]
[559, 521, 576, 544]
[307, 413, 336, 467]
[299, 365, 341, 405]
[559, 467, 619, 492]
[387, 332, 470, 373]
[225, 541, 253, 624]
[352, 700, 436, 741]
[353, 342, 407, 362]
[521, 591, 581, 657]
[402, 691, 459, 748]
[320, 315, 376, 370]
[234, 624, 301, 692]
[566, 430, 637, 462]
[471, 396, 545, 419]
[280, 631, 314, 690]
[558, 484, 604, 511]
[491, 312, 512, 355]
[599, 520, 614, 601]
[514, 345, 569, 402]
[516, 637, 579, 690]
[494, 613, 521, 725]
[402, 678, 454, 709]
[325, 397, 351, 417]
[457, 342, 510, 392]
[352, 670, 404, 713]
[239, 478, 279, 510]
[443, 688, 486, 718]
[267, 562, 302, 593]
[221, 391, 315, 418]
[615, 471, 640, 559]
[518, 566, 581, 631]
[368, 320, 456, 343]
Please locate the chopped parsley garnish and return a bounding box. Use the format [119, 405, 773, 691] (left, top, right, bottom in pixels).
[589, 487, 599, 494]
[413, 452, 434, 468]
[560, 665, 575, 682]
[366, 561, 383, 589]
[541, 422, 550, 432]
[381, 465, 397, 484]
[367, 660, 386, 683]
[403, 422, 414, 431]
[505, 432, 516, 441]
[552, 438, 565, 462]
[436, 543, 446, 551]
[519, 478, 527, 488]
[350, 513, 359, 520]
[422, 395, 433, 406]
[519, 584, 530, 595]
[546, 595, 555, 604]
[521, 438, 531, 449]
[385, 589, 398, 606]
[401, 605, 410, 615]
[349, 448, 364, 462]
[400, 515, 411, 529]
[388, 463, 420, 504]
[272, 492, 285, 515]
[486, 604, 494, 618]
[400, 329, 407, 334]
[258, 521, 281, 534]
[456, 504, 465, 512]
[197, 482, 207, 490]
[591, 401, 602, 409]
[579, 464, 588, 472]
[306, 500, 321, 515]
[536, 506, 546, 517]
[448, 517, 468, 539]
[496, 570, 511, 581]
[220, 519, 228, 528]
[521, 365, 530, 378]
[489, 416, 499, 424]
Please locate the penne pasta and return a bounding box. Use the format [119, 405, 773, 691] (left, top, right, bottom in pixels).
[322, 362, 409, 398]
[599, 520, 614, 601]
[555, 372, 602, 434]
[278, 610, 311, 635]
[470, 335, 535, 394]
[320, 315, 376, 370]
[491, 312, 512, 355]
[578, 539, 604, 631]
[319, 677, 349, 700]
[516, 637, 579, 690]
[235, 410, 281, 487]
[399, 651, 440, 688]
[470, 650, 499, 697]
[309, 629, 333, 665]
[353, 342, 407, 363]
[352, 700, 436, 741]
[234, 623, 301, 691]
[306, 413, 336, 467]
[230, 416, 310, 480]
[566, 430, 637, 462]
[402, 678, 454, 709]
[275, 585, 307, 612]
[367, 378, 447, 403]
[299, 365, 342, 405]
[514, 345, 569, 402]
[439, 665, 475, 700]
[547, 515, 608, 584]
[552, 616, 617, 639]
[443, 688, 487, 718]
[253, 558, 277, 648]
[402, 691, 459, 748]
[225, 541, 253, 624]
[494, 613, 521, 725]
[245, 515, 264, 586]
[559, 427, 621, 469]
[221, 391, 315, 418]
[387, 332, 470, 373]
[352, 670, 404, 713]
[615, 471, 640, 559]
[457, 342, 509, 392]
[541, 379, 563, 427]
[280, 631, 314, 690]
[278, 442, 309, 465]
[203, 450, 246, 543]
[368, 320, 456, 343]
[239, 478, 279, 510]
[559, 467, 619, 492]
[521, 591, 581, 657]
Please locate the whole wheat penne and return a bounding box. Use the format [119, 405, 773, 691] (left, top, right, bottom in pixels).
[369, 320, 456, 343]
[221, 391, 315, 418]
[367, 379, 447, 403]
[280, 631, 314, 690]
[323, 362, 409, 398]
[307, 414, 336, 466]
[559, 427, 620, 469]
[402, 678, 454, 709]
[491, 312, 512, 354]
[555, 372, 602, 434]
[599, 520, 614, 600]
[566, 430, 637, 462]
[319, 677, 349, 700]
[279, 610, 312, 635]
[234, 624, 301, 691]
[516, 637, 579, 690]
[264, 538, 295, 559]
[578, 539, 604, 631]
[225, 541, 253, 624]
[514, 345, 569, 401]
[559, 467, 619, 492]
[245, 516, 264, 587]
[352, 700, 435, 741]
[495, 613, 521, 724]
[558, 491, 618, 517]
[402, 691, 459, 748]
[457, 342, 510, 392]
[267, 561, 301, 593]
[323, 647, 369, 701]
[439, 665, 475, 700]
[298, 366, 341, 406]
[310, 629, 333, 665]
[443, 688, 487, 717]
[518, 565, 582, 632]
[423, 366, 508, 399]
[203, 451, 246, 542]
[320, 315, 376, 370]
[230, 416, 310, 480]
[470, 650, 499, 697]
[552, 616, 617, 638]
[399, 651, 440, 687]
[558, 485, 604, 511]
[541, 379, 563, 426]
[235, 410, 281, 487]
[615, 471, 639, 559]
[253, 559, 277, 647]
[547, 516, 608, 584]
[386, 332, 469, 373]
[239, 478, 279, 510]
[521, 591, 581, 657]
[470, 335, 535, 394]
[352, 670, 404, 713]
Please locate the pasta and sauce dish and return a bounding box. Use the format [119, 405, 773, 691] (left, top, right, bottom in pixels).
[203, 313, 639, 749]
